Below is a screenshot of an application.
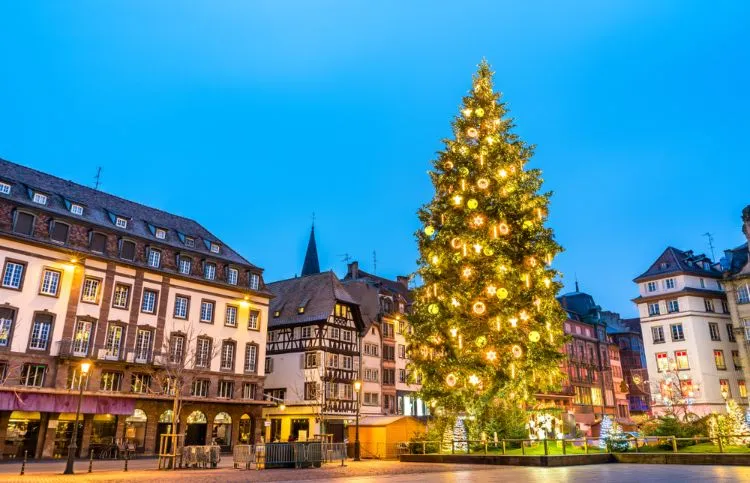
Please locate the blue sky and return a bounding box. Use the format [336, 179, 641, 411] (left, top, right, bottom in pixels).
[1, 1, 748, 316]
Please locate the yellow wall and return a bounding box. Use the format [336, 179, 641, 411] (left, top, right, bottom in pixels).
[347, 418, 426, 458]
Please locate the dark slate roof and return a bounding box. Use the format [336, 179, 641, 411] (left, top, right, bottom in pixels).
[634, 246, 720, 282]
[340, 279, 381, 329]
[558, 292, 601, 324]
[0, 157, 257, 268]
[343, 267, 413, 304]
[621, 318, 643, 335]
[266, 271, 361, 328]
[301, 226, 320, 276]
[723, 242, 750, 277]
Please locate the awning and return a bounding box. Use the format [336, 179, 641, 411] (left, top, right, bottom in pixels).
[0, 392, 136, 416]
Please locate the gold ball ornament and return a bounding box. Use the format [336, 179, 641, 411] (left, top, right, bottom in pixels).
[451, 237, 463, 249]
[475, 336, 487, 348]
[444, 161, 454, 170]
[497, 288, 509, 300]
[467, 128, 479, 138]
[475, 108, 485, 117]
[497, 223, 510, 235]
[523, 220, 534, 229]
[428, 304, 440, 315]
[482, 246, 494, 256]
[467, 199, 479, 210]
[511, 345, 523, 358]
[430, 255, 440, 265]
[446, 373, 458, 387]
[477, 178, 490, 189]
[459, 167, 470, 176]
[529, 331, 541, 343]
[459, 146, 469, 155]
[424, 226, 435, 236]
[472, 301, 486, 315]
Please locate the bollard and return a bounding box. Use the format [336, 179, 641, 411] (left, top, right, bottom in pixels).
[562, 439, 566, 455]
[484, 441, 487, 455]
[544, 439, 548, 456]
[89, 449, 94, 473]
[501, 440, 506, 455]
[20, 450, 27, 475]
[521, 441, 525, 456]
[584, 438, 589, 454]
[124, 450, 129, 472]
[422, 441, 426, 455]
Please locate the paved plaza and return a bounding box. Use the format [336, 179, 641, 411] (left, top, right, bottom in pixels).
[0, 459, 748, 482]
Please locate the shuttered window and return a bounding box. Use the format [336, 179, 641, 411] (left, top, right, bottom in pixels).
[90, 232, 107, 253]
[120, 240, 136, 260]
[13, 212, 34, 235]
[50, 221, 69, 244]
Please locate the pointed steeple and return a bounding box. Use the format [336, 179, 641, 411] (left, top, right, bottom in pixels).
[301, 224, 320, 276]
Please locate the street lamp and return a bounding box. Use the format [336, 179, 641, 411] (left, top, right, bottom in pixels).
[64, 361, 91, 475]
[353, 380, 361, 461]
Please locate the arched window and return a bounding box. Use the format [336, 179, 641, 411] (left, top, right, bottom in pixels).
[212, 412, 232, 450]
[158, 410, 174, 423]
[126, 409, 148, 451]
[186, 410, 207, 424]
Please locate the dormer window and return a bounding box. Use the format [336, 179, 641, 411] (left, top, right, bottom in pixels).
[273, 310, 281, 318]
[210, 243, 220, 254]
[70, 204, 83, 216]
[0, 182, 10, 195]
[115, 217, 128, 229]
[227, 267, 238, 285]
[298, 306, 305, 314]
[185, 237, 195, 248]
[32, 192, 47, 205]
[249, 273, 260, 291]
[155, 228, 167, 240]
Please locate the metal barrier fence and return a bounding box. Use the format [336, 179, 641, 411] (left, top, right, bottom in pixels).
[182, 445, 221, 468]
[233, 442, 347, 469]
[403, 434, 750, 456]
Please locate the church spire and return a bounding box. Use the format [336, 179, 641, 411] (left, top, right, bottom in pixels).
[301, 223, 320, 276]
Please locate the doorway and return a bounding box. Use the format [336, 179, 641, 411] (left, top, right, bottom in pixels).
[185, 411, 207, 446]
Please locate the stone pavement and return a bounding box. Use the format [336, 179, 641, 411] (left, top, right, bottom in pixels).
[0, 460, 748, 482]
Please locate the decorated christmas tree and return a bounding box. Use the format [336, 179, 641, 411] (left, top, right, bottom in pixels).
[598, 415, 627, 451]
[409, 60, 566, 419]
[708, 399, 750, 446]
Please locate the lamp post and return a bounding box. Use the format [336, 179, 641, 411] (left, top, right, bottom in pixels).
[353, 380, 361, 461]
[64, 361, 91, 475]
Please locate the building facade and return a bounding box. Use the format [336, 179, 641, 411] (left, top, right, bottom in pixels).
[0, 158, 271, 458]
[604, 314, 651, 417]
[634, 247, 742, 416]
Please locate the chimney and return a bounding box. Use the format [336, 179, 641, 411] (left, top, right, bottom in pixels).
[348, 261, 359, 279]
[397, 275, 409, 288]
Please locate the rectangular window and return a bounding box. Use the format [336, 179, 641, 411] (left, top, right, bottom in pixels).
[330, 327, 341, 339]
[709, 322, 721, 341]
[648, 303, 660, 316]
[248, 311, 260, 330]
[243, 382, 257, 400]
[155, 228, 166, 239]
[196, 338, 211, 368]
[39, 269, 61, 296]
[70, 203, 83, 215]
[342, 330, 353, 342]
[364, 393, 380, 406]
[667, 300, 680, 313]
[0, 182, 10, 194]
[732, 350, 742, 369]
[115, 217, 128, 229]
[244, 344, 258, 372]
[13, 212, 34, 236]
[203, 263, 216, 281]
[20, 364, 45, 387]
[265, 356, 273, 373]
[728, 323, 737, 342]
[174, 296, 189, 318]
[147, 248, 161, 268]
[220, 342, 235, 370]
[651, 326, 665, 344]
[67, 367, 88, 391]
[680, 379, 694, 398]
[191, 379, 209, 397]
[81, 277, 100, 303]
[740, 286, 750, 304]
[113, 284, 130, 309]
[722, 301, 730, 314]
[32, 192, 47, 204]
[720, 379, 731, 398]
[141, 289, 158, 314]
[383, 345, 395, 361]
[665, 278, 675, 289]
[104, 325, 124, 359]
[50, 221, 69, 244]
[670, 323, 685, 341]
[304, 382, 318, 400]
[398, 344, 406, 359]
[364, 368, 379, 382]
[399, 369, 406, 383]
[71, 319, 92, 356]
[326, 353, 339, 368]
[305, 351, 319, 368]
[2, 261, 25, 289]
[714, 350, 727, 370]
[225, 305, 238, 327]
[700, 278, 705, 288]
[250, 274, 260, 290]
[0, 309, 15, 347]
[90, 232, 107, 253]
[131, 373, 151, 394]
[134, 329, 152, 362]
[119, 240, 136, 260]
[342, 355, 353, 370]
[185, 237, 195, 248]
[169, 334, 185, 363]
[218, 381, 233, 399]
[29, 314, 53, 350]
[227, 268, 238, 285]
[647, 281, 657, 292]
[210, 243, 220, 254]
[301, 326, 313, 338]
[383, 369, 395, 385]
[364, 343, 379, 357]
[178, 256, 191, 275]
[705, 299, 715, 312]
[740, 380, 748, 398]
[200, 301, 214, 323]
[675, 350, 689, 370]
[100, 371, 123, 392]
[656, 352, 669, 372]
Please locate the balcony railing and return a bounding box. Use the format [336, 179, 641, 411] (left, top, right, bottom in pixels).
[324, 399, 356, 414]
[324, 368, 358, 381]
[57, 339, 158, 364]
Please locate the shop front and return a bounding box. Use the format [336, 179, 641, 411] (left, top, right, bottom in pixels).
[52, 413, 83, 459]
[4, 411, 41, 459]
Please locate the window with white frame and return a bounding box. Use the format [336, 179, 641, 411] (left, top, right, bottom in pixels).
[195, 338, 211, 368]
[203, 262, 216, 280]
[648, 303, 660, 316]
[174, 296, 189, 318]
[141, 289, 158, 313]
[652, 326, 665, 344]
[705, 299, 715, 312]
[2, 262, 25, 289]
[135, 329, 152, 361]
[81, 277, 100, 303]
[220, 342, 235, 370]
[100, 371, 122, 392]
[364, 367, 379, 382]
[210, 243, 220, 254]
[250, 273, 260, 290]
[248, 310, 260, 330]
[147, 248, 161, 268]
[178, 256, 191, 275]
[115, 217, 128, 228]
[244, 344, 257, 372]
[243, 382, 257, 400]
[70, 203, 83, 215]
[29, 314, 52, 350]
[191, 379, 209, 397]
[131, 373, 151, 393]
[0, 182, 10, 194]
[185, 237, 195, 248]
[342, 330, 352, 342]
[326, 353, 339, 368]
[728, 323, 737, 342]
[330, 327, 340, 339]
[305, 351, 319, 368]
[20, 364, 45, 387]
[647, 281, 657, 292]
[105, 325, 124, 358]
[169, 333, 185, 363]
[155, 228, 166, 239]
[265, 356, 273, 373]
[227, 268, 238, 285]
[32, 192, 47, 205]
[71, 319, 92, 356]
[301, 326, 313, 338]
[0, 308, 15, 347]
[342, 355, 353, 370]
[225, 305, 238, 327]
[113, 284, 130, 309]
[200, 301, 214, 323]
[667, 300, 680, 313]
[738, 285, 750, 304]
[39, 269, 61, 296]
[709, 322, 721, 341]
[218, 380, 233, 398]
[364, 392, 380, 406]
[665, 278, 676, 289]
